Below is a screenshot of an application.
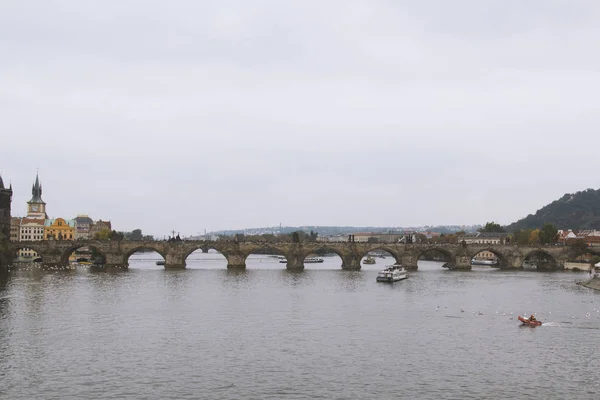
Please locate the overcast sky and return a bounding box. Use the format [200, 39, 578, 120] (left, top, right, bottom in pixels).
[2, 1, 600, 236]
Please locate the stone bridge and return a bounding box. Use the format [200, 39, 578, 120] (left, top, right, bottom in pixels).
[6, 240, 589, 271]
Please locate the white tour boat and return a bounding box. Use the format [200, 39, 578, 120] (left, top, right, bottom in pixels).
[376, 264, 408, 283]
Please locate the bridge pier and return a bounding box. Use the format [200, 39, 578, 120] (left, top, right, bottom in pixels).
[225, 253, 246, 269]
[504, 255, 524, 270]
[452, 255, 472, 270]
[165, 253, 186, 269]
[341, 255, 361, 271]
[103, 253, 128, 268]
[285, 252, 305, 270]
[43, 253, 67, 268]
[402, 254, 418, 270]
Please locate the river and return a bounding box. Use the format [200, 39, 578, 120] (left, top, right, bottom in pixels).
[1, 253, 599, 399]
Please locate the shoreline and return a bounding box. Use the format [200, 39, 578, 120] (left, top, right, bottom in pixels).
[579, 277, 600, 291]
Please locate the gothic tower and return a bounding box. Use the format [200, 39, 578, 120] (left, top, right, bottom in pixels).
[27, 173, 47, 219]
[0, 174, 12, 239]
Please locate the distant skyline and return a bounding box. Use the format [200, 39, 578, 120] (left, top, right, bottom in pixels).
[2, 1, 600, 237]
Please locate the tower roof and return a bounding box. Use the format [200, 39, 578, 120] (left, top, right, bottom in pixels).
[29, 173, 44, 203]
[0, 174, 4, 189]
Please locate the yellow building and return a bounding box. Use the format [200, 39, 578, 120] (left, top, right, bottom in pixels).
[44, 218, 75, 240]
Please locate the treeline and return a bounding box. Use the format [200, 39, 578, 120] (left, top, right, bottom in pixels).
[93, 228, 153, 241]
[510, 223, 558, 245]
[507, 188, 600, 231]
[218, 230, 319, 243]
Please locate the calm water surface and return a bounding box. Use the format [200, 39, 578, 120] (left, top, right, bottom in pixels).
[1, 253, 599, 399]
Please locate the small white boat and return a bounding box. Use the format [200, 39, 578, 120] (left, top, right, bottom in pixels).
[304, 257, 324, 263]
[279, 256, 324, 264]
[363, 256, 376, 265]
[376, 264, 408, 282]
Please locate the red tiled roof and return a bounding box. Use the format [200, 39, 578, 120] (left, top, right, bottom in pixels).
[20, 218, 45, 225]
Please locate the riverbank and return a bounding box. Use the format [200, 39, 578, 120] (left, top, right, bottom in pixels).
[579, 277, 600, 291]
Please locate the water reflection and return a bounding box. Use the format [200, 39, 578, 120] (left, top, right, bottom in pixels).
[218, 269, 253, 292]
[278, 269, 314, 287]
[0, 268, 9, 289]
[336, 270, 368, 292]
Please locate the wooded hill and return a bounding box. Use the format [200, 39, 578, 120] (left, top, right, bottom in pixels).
[507, 188, 600, 231]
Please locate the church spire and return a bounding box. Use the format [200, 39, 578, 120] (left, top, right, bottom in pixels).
[29, 172, 44, 203]
[0, 173, 4, 189]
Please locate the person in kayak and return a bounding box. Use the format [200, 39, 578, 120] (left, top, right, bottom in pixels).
[529, 314, 536, 322]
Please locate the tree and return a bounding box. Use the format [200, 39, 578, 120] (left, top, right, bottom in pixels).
[94, 228, 112, 240]
[111, 231, 124, 241]
[528, 229, 540, 245]
[415, 233, 427, 244]
[512, 229, 533, 245]
[570, 238, 588, 255]
[539, 223, 558, 244]
[479, 222, 505, 233]
[128, 229, 143, 240]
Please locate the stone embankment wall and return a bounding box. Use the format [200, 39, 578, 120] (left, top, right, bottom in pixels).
[0, 237, 9, 268]
[581, 278, 600, 291]
[564, 262, 593, 271]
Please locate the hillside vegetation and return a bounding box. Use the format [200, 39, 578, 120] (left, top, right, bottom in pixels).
[507, 188, 600, 231]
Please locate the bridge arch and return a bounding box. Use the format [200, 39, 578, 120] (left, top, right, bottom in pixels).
[60, 243, 106, 265]
[416, 247, 455, 269]
[301, 246, 345, 269]
[182, 245, 224, 263]
[180, 244, 228, 269]
[10, 242, 47, 263]
[124, 245, 167, 268]
[243, 244, 288, 269]
[124, 245, 166, 260]
[523, 249, 560, 271]
[358, 246, 402, 266]
[468, 248, 508, 268]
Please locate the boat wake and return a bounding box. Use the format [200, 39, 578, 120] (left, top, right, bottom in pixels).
[539, 321, 560, 327]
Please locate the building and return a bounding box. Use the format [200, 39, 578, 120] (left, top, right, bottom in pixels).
[74, 215, 94, 239]
[458, 232, 509, 245]
[44, 218, 75, 240]
[26, 173, 48, 219]
[473, 250, 497, 261]
[317, 235, 348, 243]
[18, 218, 45, 259]
[17, 173, 49, 260]
[19, 218, 45, 241]
[352, 232, 405, 243]
[558, 229, 577, 244]
[10, 217, 21, 242]
[0, 174, 13, 240]
[565, 230, 600, 247]
[89, 220, 112, 238]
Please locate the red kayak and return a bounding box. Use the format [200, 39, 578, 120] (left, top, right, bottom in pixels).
[518, 316, 542, 326]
